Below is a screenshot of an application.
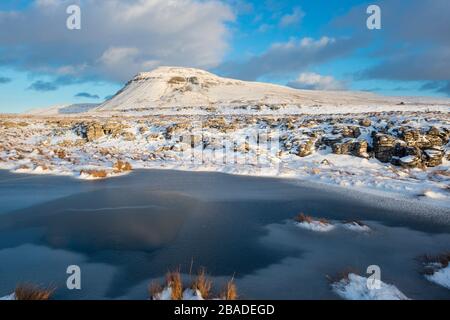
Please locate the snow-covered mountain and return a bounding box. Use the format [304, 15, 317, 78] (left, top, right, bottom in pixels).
[26, 103, 99, 116]
[23, 67, 450, 116]
[91, 67, 449, 115]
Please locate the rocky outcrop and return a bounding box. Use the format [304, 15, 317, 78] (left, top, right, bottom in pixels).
[373, 134, 397, 163]
[76, 122, 130, 142]
[332, 139, 369, 158]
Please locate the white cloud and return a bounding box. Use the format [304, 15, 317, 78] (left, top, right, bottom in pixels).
[288, 72, 346, 90]
[220, 36, 360, 80]
[279, 7, 304, 27]
[0, 0, 235, 82]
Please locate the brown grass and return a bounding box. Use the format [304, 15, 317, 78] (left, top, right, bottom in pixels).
[294, 213, 313, 223]
[326, 268, 359, 284]
[166, 271, 183, 300]
[191, 268, 212, 299]
[79, 169, 108, 178]
[113, 160, 132, 172]
[419, 252, 450, 275]
[221, 278, 238, 300]
[14, 284, 54, 300]
[148, 281, 163, 299]
[294, 213, 329, 225]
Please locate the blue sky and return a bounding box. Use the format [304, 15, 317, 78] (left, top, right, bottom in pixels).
[0, 0, 449, 113]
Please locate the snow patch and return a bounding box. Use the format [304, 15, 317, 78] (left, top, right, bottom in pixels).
[0, 293, 15, 300]
[295, 220, 335, 232]
[331, 273, 409, 300]
[342, 221, 372, 232]
[152, 287, 204, 301]
[425, 265, 450, 290]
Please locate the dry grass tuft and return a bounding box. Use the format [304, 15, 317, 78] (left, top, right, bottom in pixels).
[419, 252, 450, 275]
[166, 270, 183, 300]
[294, 213, 329, 225]
[80, 169, 108, 178]
[14, 284, 54, 300]
[113, 160, 132, 172]
[294, 213, 313, 223]
[221, 278, 238, 300]
[192, 268, 212, 299]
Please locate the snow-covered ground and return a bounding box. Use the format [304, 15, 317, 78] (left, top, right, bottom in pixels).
[1, 110, 449, 208]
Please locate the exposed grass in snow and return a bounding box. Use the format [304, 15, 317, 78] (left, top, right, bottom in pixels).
[220, 278, 238, 300]
[330, 272, 409, 300]
[420, 252, 450, 289]
[192, 268, 213, 300]
[13, 283, 54, 300]
[150, 268, 238, 300]
[166, 270, 184, 300]
[342, 220, 372, 232]
[293, 213, 335, 232]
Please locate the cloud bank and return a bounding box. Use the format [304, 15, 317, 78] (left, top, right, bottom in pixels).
[0, 0, 234, 83]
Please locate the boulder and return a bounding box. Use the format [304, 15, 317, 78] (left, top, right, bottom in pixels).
[352, 140, 369, 158]
[423, 149, 444, 167]
[398, 155, 422, 168]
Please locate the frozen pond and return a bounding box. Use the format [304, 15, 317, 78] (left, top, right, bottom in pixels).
[0, 169, 449, 299]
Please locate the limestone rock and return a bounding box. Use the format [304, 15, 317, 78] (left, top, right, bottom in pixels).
[373, 134, 397, 163]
